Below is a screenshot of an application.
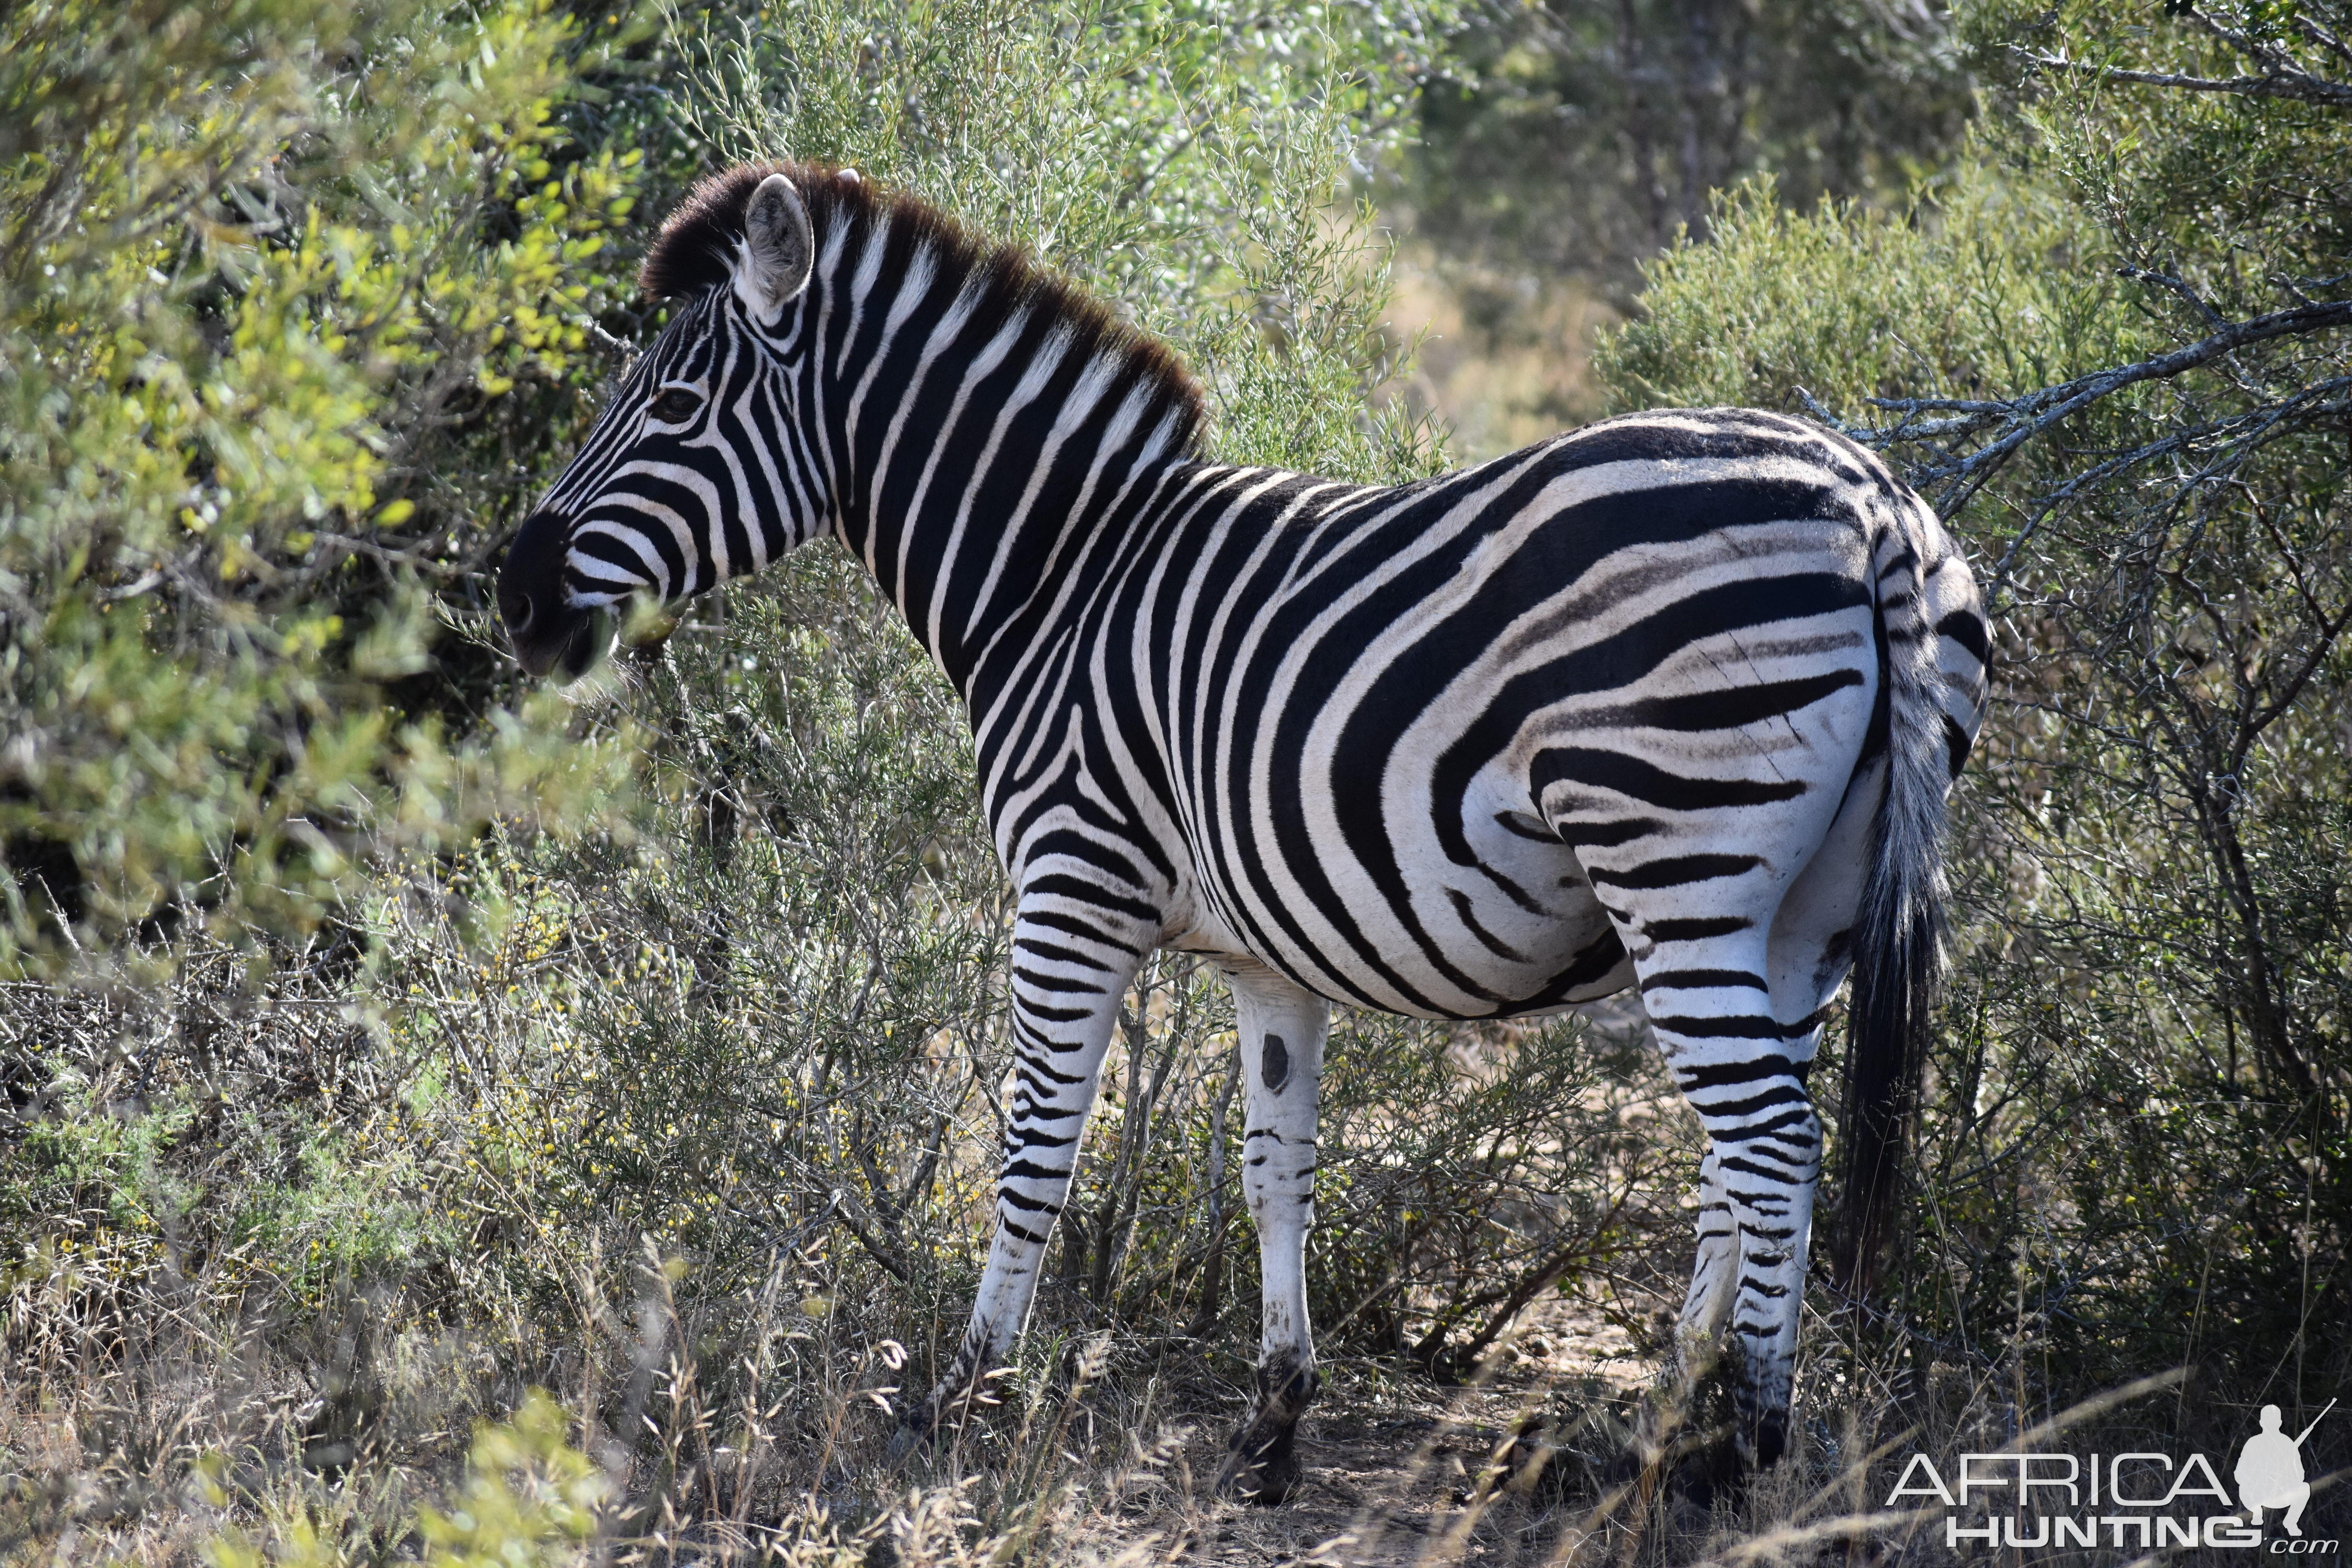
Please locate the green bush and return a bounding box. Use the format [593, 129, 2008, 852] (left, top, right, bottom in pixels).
[0, 0, 661, 971]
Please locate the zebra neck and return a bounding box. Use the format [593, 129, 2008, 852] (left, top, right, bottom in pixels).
[807, 220, 1204, 698]
[834, 432, 1194, 701]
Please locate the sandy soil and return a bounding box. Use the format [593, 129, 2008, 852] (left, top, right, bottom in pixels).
[1064, 1294, 1671, 1568]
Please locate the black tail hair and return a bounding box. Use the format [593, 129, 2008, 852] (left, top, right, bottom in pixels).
[1833, 538, 1952, 1299]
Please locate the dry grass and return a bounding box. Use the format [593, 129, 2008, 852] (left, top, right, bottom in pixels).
[0, 850, 1697, 1568]
[10, 933, 2286, 1568]
[3, 1174, 2224, 1568]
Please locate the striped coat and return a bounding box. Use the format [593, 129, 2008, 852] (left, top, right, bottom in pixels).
[500, 163, 1988, 1499]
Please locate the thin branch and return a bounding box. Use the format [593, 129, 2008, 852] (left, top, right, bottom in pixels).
[2241, 589, 2352, 750]
[1812, 301, 2352, 594]
[1863, 296, 2352, 444]
[1980, 377, 2352, 604]
[2187, 5, 2342, 83]
[824, 1183, 913, 1282]
[2013, 45, 2352, 106]
[2296, 11, 2352, 72]
[1980, 387, 2327, 586]
[2119, 266, 2231, 333]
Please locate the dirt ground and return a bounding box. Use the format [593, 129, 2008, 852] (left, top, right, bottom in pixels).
[1065, 1294, 1672, 1568]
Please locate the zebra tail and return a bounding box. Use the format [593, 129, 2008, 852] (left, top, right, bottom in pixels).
[1833, 514, 1951, 1301]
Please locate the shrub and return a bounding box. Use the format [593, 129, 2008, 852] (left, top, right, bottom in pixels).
[6, 5, 1709, 1563]
[0, 0, 660, 971]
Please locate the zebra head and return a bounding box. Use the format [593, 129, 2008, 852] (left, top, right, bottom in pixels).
[501, 168, 821, 678]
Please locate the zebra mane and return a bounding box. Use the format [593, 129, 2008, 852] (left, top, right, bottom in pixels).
[640, 162, 1208, 455]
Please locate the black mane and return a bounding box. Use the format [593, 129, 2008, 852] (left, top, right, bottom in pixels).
[639, 162, 1207, 455]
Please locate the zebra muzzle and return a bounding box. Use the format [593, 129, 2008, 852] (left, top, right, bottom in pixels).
[499, 510, 607, 679]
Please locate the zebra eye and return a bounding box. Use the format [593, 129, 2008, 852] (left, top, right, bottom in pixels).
[649, 386, 703, 424]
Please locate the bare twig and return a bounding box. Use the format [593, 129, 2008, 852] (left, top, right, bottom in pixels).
[1857, 296, 2352, 457]
[2013, 45, 2352, 106]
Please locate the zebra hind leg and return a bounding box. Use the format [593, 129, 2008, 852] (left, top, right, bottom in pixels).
[1212, 967, 1331, 1504]
[1555, 720, 1866, 1485]
[1579, 897, 1829, 1487]
[1608, 1063, 1819, 1506]
[1668, 1024, 1822, 1484]
[1623, 1145, 1749, 1505]
[1599, 1143, 1757, 1511]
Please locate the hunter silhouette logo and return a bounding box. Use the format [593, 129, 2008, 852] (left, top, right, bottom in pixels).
[2241, 1401, 2333, 1538]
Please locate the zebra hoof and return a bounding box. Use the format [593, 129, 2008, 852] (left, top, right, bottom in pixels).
[1215, 1359, 1318, 1503]
[884, 1392, 943, 1467]
[1215, 1422, 1305, 1505]
[1601, 1427, 1727, 1511]
[1669, 1441, 1746, 1513]
[1674, 1412, 1794, 1513]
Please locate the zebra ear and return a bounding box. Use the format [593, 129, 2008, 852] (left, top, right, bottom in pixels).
[736, 172, 813, 321]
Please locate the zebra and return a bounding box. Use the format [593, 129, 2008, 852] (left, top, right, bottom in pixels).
[499, 162, 1989, 1501]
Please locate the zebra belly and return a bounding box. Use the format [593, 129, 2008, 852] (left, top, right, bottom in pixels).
[1175, 766, 1638, 1021]
[1170, 873, 1632, 1022]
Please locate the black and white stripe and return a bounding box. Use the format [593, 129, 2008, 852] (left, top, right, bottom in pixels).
[499, 163, 1989, 1494]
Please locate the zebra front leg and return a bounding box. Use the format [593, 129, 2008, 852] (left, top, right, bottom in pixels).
[891, 900, 1146, 1458]
[1212, 967, 1330, 1504]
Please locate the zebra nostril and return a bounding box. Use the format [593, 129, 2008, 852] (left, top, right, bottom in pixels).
[499, 509, 582, 676]
[501, 580, 537, 638]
